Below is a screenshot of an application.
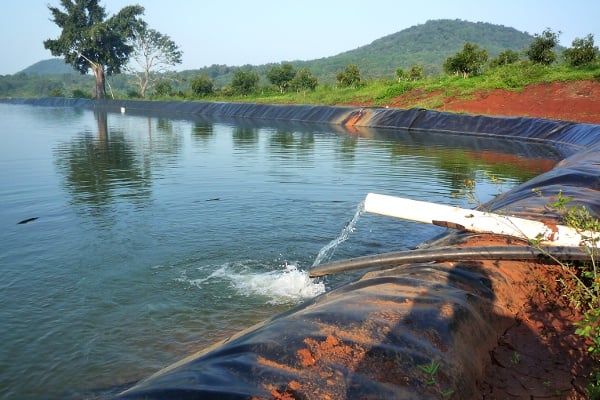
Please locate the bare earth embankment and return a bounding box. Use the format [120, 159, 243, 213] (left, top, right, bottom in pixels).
[389, 79, 600, 124]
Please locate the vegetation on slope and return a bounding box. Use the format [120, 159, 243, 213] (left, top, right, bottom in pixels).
[0, 20, 598, 120]
[19, 58, 75, 75]
[295, 19, 536, 80]
[1, 19, 540, 97]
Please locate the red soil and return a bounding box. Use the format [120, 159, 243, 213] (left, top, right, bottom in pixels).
[367, 80, 600, 125]
[437, 80, 600, 124]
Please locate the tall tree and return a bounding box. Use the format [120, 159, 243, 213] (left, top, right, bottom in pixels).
[44, 0, 144, 99]
[127, 24, 183, 97]
[526, 29, 560, 65]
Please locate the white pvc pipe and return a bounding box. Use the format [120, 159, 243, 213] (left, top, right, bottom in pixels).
[364, 193, 595, 247]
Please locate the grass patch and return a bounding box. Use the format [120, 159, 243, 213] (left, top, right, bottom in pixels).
[142, 62, 600, 109]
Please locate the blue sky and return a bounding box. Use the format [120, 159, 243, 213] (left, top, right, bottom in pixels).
[2, 0, 599, 75]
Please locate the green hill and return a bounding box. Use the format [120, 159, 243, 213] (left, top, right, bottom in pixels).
[182, 19, 537, 86]
[299, 19, 535, 80]
[5, 19, 545, 96]
[19, 58, 76, 75]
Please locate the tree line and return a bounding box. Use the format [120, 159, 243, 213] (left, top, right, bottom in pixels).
[20, 1, 600, 100]
[440, 29, 598, 79]
[198, 28, 598, 97]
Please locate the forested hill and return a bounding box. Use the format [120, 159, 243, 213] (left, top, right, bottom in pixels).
[300, 19, 535, 79]
[19, 19, 534, 83]
[6, 19, 540, 97]
[180, 19, 536, 85]
[19, 58, 75, 75]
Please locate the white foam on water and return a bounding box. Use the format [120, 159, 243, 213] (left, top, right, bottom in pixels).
[179, 261, 326, 305]
[229, 263, 326, 304]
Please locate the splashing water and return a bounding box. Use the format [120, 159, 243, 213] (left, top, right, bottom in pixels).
[311, 201, 365, 267]
[180, 261, 326, 305]
[229, 263, 326, 304]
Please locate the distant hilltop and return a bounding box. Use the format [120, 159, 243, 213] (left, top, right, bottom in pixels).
[19, 58, 76, 75]
[19, 19, 537, 82]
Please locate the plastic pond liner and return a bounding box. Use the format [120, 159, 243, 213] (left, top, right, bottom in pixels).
[3, 98, 599, 399]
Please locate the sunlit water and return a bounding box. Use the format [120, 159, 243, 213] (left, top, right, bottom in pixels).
[0, 103, 561, 399]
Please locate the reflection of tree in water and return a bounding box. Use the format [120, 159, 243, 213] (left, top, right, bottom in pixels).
[233, 126, 259, 148]
[268, 129, 315, 159]
[146, 118, 183, 159]
[55, 110, 151, 207]
[269, 130, 295, 150]
[387, 141, 477, 195]
[385, 132, 554, 196]
[336, 135, 358, 162]
[191, 121, 215, 144]
[435, 160, 478, 197]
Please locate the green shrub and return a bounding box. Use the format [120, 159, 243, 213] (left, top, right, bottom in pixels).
[48, 88, 65, 97]
[153, 81, 173, 97]
[127, 90, 141, 98]
[72, 89, 91, 98]
[190, 74, 214, 97]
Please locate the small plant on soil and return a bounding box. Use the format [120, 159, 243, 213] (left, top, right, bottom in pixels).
[544, 190, 600, 398]
[418, 360, 440, 386]
[418, 360, 454, 398]
[510, 351, 521, 365]
[460, 183, 600, 397]
[546, 191, 600, 304]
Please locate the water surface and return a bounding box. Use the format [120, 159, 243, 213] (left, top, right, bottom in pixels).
[0, 104, 560, 399]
